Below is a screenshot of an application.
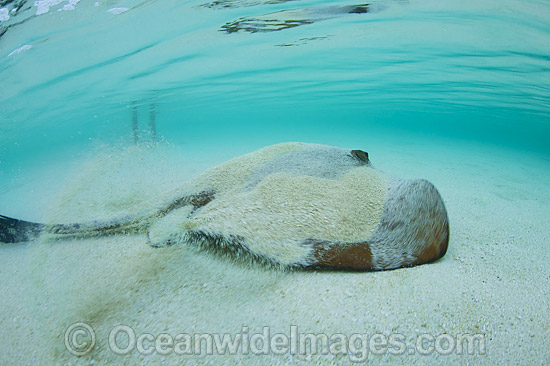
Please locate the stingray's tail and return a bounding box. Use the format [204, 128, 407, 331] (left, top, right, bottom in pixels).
[0, 215, 45, 243]
[0, 191, 216, 244]
[0, 214, 148, 243]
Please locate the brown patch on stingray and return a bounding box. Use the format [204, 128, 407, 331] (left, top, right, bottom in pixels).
[309, 239, 374, 270]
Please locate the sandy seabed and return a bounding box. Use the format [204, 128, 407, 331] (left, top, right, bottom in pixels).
[1, 132, 549, 365]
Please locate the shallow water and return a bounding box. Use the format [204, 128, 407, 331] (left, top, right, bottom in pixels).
[0, 0, 549, 365]
[1, 0, 549, 173]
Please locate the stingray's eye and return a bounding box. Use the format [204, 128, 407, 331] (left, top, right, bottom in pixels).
[351, 150, 369, 164]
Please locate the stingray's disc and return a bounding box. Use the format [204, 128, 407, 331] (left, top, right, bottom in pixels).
[0, 142, 449, 271]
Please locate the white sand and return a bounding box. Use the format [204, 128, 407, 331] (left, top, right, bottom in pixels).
[1, 134, 549, 365]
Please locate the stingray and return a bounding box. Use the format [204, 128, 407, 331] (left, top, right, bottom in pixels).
[0, 142, 449, 271]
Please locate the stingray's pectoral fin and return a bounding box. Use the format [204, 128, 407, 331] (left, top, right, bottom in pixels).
[185, 230, 262, 264]
[305, 179, 450, 271]
[0, 215, 44, 243]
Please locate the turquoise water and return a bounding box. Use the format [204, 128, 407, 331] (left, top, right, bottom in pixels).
[2, 2, 550, 364]
[0, 0, 549, 190]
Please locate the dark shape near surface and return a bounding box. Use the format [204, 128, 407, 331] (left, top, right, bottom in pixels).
[222, 18, 313, 33]
[275, 36, 329, 47]
[348, 4, 369, 13]
[201, 0, 296, 9]
[220, 3, 370, 33]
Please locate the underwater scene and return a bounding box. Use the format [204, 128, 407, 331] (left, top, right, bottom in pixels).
[0, 0, 549, 365]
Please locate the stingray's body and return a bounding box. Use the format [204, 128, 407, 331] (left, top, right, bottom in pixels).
[0, 143, 449, 271]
